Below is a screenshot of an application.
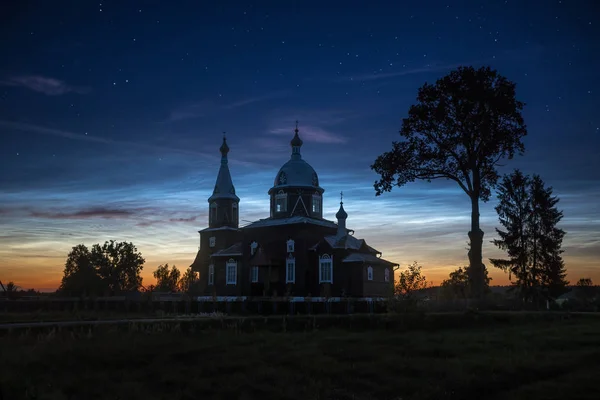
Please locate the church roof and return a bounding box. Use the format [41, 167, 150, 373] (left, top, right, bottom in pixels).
[208, 136, 240, 203]
[243, 215, 338, 229]
[324, 234, 365, 250]
[210, 242, 243, 257]
[342, 253, 398, 266]
[199, 226, 239, 233]
[189, 249, 202, 270]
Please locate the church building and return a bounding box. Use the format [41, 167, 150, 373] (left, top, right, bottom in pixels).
[190, 125, 398, 298]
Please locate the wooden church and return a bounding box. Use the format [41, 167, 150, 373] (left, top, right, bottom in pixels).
[190, 125, 397, 298]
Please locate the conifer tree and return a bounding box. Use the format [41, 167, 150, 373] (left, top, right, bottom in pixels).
[491, 170, 568, 301]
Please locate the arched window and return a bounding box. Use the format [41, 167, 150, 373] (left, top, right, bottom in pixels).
[232, 203, 238, 224]
[312, 192, 321, 213]
[210, 202, 217, 224]
[208, 264, 214, 285]
[276, 190, 287, 212]
[384, 268, 390, 282]
[286, 239, 295, 253]
[286, 256, 296, 283]
[319, 254, 333, 283]
[226, 258, 237, 285]
[367, 266, 373, 281]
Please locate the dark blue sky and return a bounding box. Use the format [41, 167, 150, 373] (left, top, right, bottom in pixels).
[1, 0, 598, 290]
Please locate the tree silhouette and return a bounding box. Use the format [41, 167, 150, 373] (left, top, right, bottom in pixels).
[394, 261, 429, 299]
[153, 264, 181, 292]
[59, 244, 105, 296]
[59, 241, 145, 296]
[92, 240, 145, 293]
[371, 66, 527, 299]
[491, 171, 568, 301]
[178, 267, 198, 293]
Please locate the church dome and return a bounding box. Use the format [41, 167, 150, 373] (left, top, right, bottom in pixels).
[274, 158, 320, 189]
[270, 123, 323, 193]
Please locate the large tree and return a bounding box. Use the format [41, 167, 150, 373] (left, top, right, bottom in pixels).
[92, 240, 145, 293]
[371, 66, 527, 299]
[59, 244, 105, 296]
[491, 171, 568, 300]
[153, 263, 181, 292]
[59, 241, 145, 296]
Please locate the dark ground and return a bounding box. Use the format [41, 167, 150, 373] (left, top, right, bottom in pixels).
[1, 314, 599, 400]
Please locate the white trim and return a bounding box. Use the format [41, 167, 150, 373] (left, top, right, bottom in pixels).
[286, 239, 295, 253]
[291, 195, 309, 216]
[226, 258, 237, 285]
[251, 265, 259, 283]
[367, 265, 373, 281]
[208, 264, 214, 285]
[209, 236, 216, 247]
[286, 257, 296, 283]
[319, 254, 333, 283]
[250, 241, 258, 256]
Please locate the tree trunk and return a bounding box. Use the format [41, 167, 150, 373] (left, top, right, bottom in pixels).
[468, 194, 484, 301]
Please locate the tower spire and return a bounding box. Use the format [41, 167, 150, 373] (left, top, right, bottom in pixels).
[336, 192, 348, 237]
[219, 132, 229, 164]
[290, 121, 303, 160]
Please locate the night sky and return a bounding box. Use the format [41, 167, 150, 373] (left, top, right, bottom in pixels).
[1, 0, 599, 291]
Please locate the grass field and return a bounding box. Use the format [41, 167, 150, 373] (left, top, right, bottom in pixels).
[1, 314, 599, 400]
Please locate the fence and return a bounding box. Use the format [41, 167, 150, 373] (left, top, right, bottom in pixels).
[0, 296, 390, 316]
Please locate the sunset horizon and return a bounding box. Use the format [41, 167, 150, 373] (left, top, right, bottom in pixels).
[1, 0, 598, 293]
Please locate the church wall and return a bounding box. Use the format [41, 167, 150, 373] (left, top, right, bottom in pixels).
[241, 224, 337, 297]
[362, 264, 394, 297]
[196, 228, 242, 296]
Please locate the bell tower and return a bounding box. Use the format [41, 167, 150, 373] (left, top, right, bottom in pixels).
[207, 134, 240, 228]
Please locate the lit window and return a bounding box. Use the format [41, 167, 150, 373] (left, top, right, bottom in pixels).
[210, 203, 217, 224]
[275, 190, 287, 212]
[384, 268, 390, 282]
[286, 239, 295, 253]
[209, 236, 216, 247]
[286, 257, 296, 283]
[367, 266, 373, 281]
[208, 264, 214, 285]
[319, 254, 333, 283]
[312, 194, 321, 213]
[226, 259, 237, 285]
[250, 241, 258, 256]
[251, 266, 259, 283]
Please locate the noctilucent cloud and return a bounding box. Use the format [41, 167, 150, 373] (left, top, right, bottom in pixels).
[1, 0, 599, 291]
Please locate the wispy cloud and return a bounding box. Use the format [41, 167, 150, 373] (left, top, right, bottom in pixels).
[223, 91, 289, 109]
[168, 91, 289, 122]
[269, 126, 347, 144]
[265, 111, 351, 144]
[29, 207, 136, 220]
[339, 62, 470, 83]
[0, 75, 90, 95]
[0, 120, 218, 160]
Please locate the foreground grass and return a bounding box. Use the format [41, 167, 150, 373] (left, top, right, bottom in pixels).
[1, 316, 599, 400]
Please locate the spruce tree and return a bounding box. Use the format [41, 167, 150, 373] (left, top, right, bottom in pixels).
[529, 175, 568, 298]
[491, 170, 568, 301]
[490, 170, 532, 299]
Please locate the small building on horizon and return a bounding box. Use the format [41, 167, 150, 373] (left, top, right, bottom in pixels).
[190, 125, 397, 298]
